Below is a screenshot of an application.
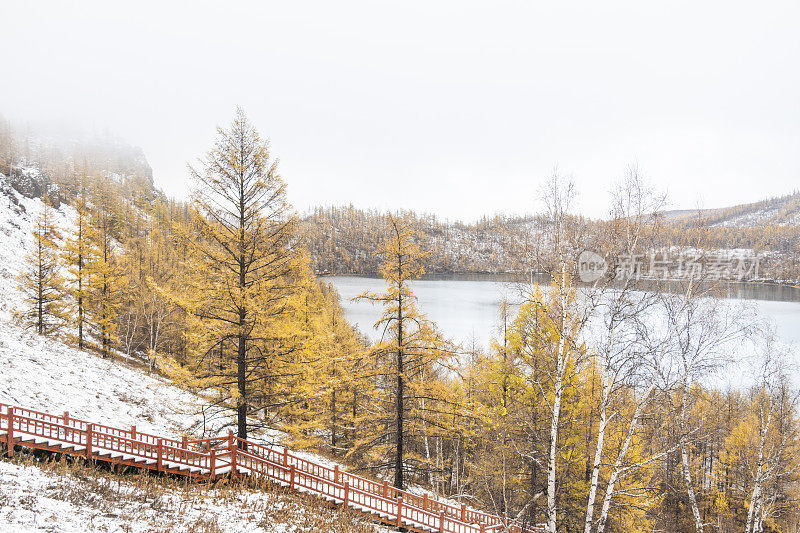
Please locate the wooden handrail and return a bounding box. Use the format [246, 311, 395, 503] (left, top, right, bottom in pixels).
[231, 434, 504, 527]
[233, 445, 498, 532]
[235, 437, 506, 524]
[0, 403, 544, 533]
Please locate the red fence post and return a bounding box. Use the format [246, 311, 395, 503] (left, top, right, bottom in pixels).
[480, 524, 485, 533]
[229, 430, 236, 477]
[289, 464, 295, 490]
[396, 496, 404, 527]
[344, 481, 350, 507]
[6, 408, 13, 458]
[334, 464, 339, 484]
[157, 438, 163, 472]
[439, 510, 446, 533]
[86, 423, 92, 459]
[383, 480, 388, 498]
[131, 425, 136, 440]
[283, 447, 288, 466]
[461, 502, 466, 521]
[423, 493, 428, 510]
[210, 449, 216, 479]
[63, 411, 69, 424]
[181, 435, 188, 462]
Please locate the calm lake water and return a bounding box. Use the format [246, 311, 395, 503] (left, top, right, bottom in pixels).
[327, 276, 800, 375]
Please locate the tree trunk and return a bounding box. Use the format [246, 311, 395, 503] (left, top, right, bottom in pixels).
[595, 382, 654, 533]
[547, 344, 564, 531]
[746, 405, 770, 533]
[331, 314, 338, 452]
[395, 287, 404, 490]
[547, 267, 568, 533]
[237, 166, 248, 446]
[680, 440, 703, 533]
[77, 229, 83, 349]
[331, 386, 337, 451]
[745, 483, 761, 533]
[37, 237, 43, 334]
[237, 326, 247, 443]
[584, 378, 610, 533]
[677, 380, 703, 533]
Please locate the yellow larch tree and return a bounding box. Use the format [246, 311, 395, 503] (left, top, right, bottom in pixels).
[61, 179, 91, 348]
[356, 214, 454, 490]
[167, 108, 295, 441]
[17, 196, 67, 335]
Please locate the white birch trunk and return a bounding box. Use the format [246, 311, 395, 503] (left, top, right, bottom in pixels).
[680, 439, 704, 533]
[746, 403, 771, 533]
[583, 377, 610, 533]
[595, 382, 655, 533]
[745, 483, 761, 533]
[675, 376, 704, 533]
[547, 355, 563, 533]
[547, 266, 569, 533]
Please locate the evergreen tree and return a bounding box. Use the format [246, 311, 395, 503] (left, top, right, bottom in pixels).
[17, 197, 66, 334]
[62, 178, 90, 348]
[172, 108, 295, 441]
[83, 179, 123, 357]
[282, 277, 372, 458]
[357, 214, 453, 490]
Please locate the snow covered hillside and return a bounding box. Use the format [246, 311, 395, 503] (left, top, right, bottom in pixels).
[0, 458, 382, 533]
[0, 173, 73, 319]
[664, 191, 800, 228]
[0, 176, 206, 435]
[0, 177, 391, 532]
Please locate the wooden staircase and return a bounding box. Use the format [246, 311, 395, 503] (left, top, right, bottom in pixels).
[0, 403, 543, 533]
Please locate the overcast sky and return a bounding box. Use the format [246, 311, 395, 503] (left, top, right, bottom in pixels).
[2, 1, 799, 220]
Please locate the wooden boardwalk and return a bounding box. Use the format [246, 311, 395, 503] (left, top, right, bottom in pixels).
[0, 403, 543, 533]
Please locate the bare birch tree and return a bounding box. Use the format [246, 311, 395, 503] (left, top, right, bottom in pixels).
[583, 168, 667, 533]
[737, 338, 799, 533]
[658, 282, 757, 533]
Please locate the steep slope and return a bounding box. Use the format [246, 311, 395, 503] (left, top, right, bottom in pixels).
[0, 174, 390, 532]
[0, 176, 205, 436]
[1, 176, 502, 532]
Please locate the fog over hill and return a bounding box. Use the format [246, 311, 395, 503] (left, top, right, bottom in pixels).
[0, 117, 156, 207]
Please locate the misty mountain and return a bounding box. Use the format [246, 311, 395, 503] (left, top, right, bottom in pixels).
[0, 117, 155, 207]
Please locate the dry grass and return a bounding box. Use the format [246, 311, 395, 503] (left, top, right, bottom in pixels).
[1, 450, 386, 532]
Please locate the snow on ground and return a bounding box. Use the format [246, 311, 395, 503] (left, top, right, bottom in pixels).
[0, 458, 384, 533]
[0, 176, 227, 438]
[0, 179, 392, 531]
[0, 177, 430, 532]
[0, 177, 484, 532]
[0, 316, 209, 438]
[0, 177, 75, 321]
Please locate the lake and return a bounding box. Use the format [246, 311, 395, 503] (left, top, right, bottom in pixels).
[327, 276, 800, 383]
[328, 276, 518, 349]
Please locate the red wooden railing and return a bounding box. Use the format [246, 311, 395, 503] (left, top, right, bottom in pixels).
[0, 403, 543, 533]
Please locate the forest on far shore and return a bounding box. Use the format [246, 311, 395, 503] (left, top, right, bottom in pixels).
[301, 196, 800, 282]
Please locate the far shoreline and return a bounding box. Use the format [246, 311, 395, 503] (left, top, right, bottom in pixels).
[320, 272, 800, 303]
